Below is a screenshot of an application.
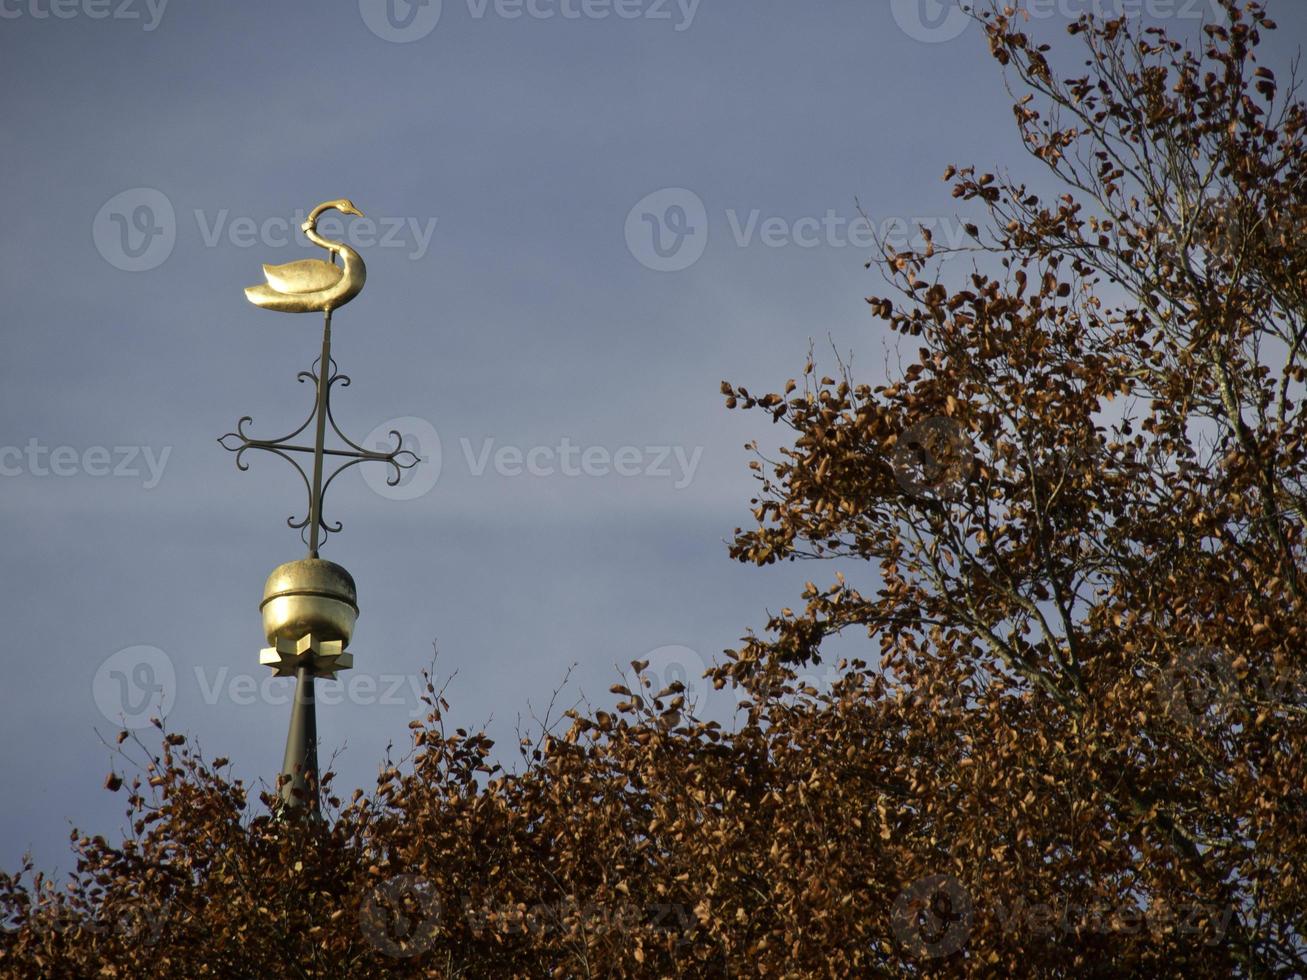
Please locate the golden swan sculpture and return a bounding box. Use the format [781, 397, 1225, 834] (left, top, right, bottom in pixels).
[244, 199, 367, 313]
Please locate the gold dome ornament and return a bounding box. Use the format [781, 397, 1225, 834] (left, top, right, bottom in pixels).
[258, 559, 358, 679]
[244, 199, 367, 313]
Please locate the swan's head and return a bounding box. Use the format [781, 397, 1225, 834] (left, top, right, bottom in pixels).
[303, 198, 365, 232]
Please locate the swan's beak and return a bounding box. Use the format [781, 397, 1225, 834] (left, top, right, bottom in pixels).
[341, 205, 364, 217]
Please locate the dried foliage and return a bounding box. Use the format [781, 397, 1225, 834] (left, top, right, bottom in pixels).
[2, 3, 1304, 976]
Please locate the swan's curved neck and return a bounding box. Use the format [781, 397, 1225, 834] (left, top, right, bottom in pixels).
[305, 209, 344, 253]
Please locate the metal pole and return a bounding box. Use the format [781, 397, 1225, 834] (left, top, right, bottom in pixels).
[306, 308, 332, 558]
[281, 304, 331, 813]
[279, 664, 319, 812]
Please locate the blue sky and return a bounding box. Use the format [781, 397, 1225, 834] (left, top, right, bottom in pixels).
[2, 0, 1303, 873]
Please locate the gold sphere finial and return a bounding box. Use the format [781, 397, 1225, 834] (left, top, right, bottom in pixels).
[258, 558, 358, 678]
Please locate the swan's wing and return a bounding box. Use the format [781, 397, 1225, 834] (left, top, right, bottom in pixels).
[262, 259, 342, 294]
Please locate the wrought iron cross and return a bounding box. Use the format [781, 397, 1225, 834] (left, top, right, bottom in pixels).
[218, 313, 418, 555]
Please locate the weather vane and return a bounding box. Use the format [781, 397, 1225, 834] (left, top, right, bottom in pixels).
[218, 198, 418, 812]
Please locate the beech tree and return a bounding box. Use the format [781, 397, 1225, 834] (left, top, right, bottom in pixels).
[720, 1, 1306, 972]
[2, 3, 1303, 976]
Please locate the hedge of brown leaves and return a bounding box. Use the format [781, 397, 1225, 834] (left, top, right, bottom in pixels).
[3, 3, 1304, 976]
